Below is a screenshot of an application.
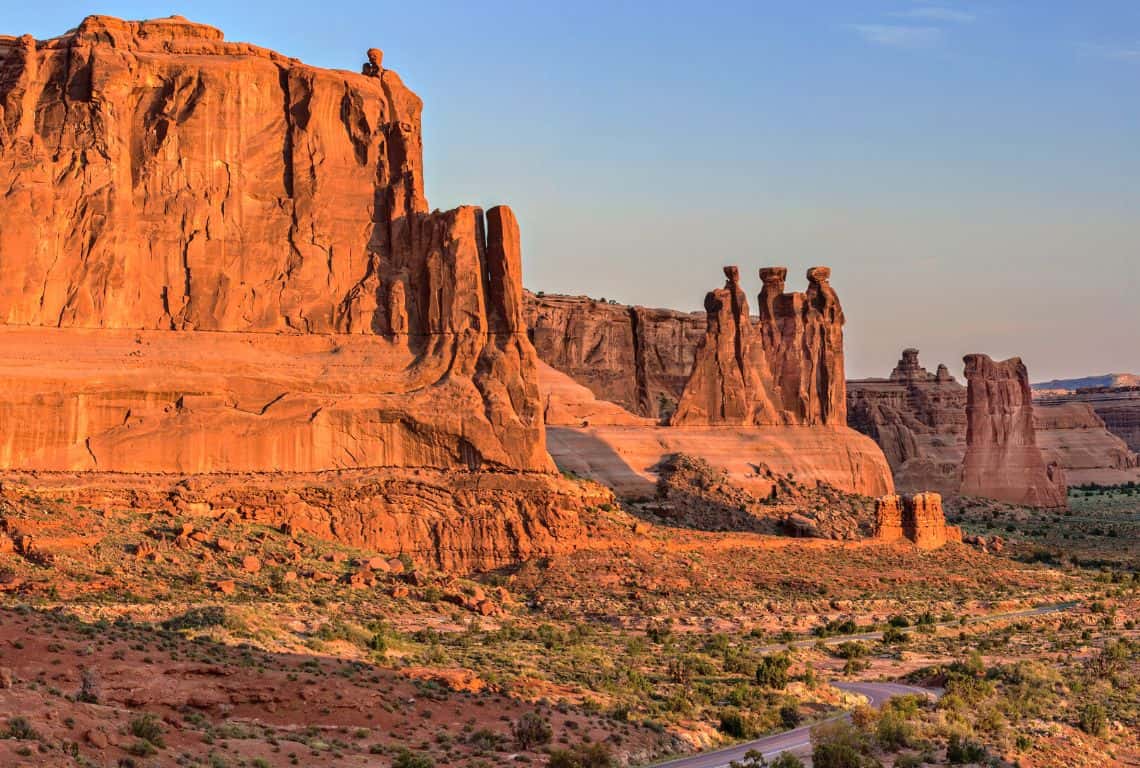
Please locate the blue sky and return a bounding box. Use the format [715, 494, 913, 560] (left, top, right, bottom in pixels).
[6, 1, 1138, 379]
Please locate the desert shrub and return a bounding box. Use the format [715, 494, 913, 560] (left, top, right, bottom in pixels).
[392, 749, 435, 768]
[769, 753, 806, 768]
[546, 742, 615, 768]
[129, 713, 165, 748]
[834, 641, 868, 660]
[1077, 702, 1107, 736]
[2, 717, 39, 740]
[719, 709, 758, 739]
[875, 709, 914, 751]
[811, 719, 876, 768]
[755, 652, 791, 690]
[881, 626, 908, 645]
[77, 667, 101, 703]
[467, 728, 506, 752]
[512, 711, 552, 749]
[779, 704, 802, 728]
[946, 734, 985, 764]
[161, 606, 227, 631]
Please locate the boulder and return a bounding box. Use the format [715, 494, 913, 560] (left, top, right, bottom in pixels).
[874, 492, 961, 549]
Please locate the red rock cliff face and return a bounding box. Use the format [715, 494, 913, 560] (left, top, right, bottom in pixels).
[0, 16, 551, 473]
[524, 293, 704, 419]
[847, 349, 968, 493]
[961, 355, 1066, 507]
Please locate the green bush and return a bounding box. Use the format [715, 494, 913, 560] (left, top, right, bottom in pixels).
[129, 713, 165, 748]
[719, 709, 758, 739]
[811, 720, 876, 768]
[1078, 702, 1107, 736]
[755, 652, 792, 690]
[547, 742, 615, 768]
[392, 749, 435, 768]
[946, 734, 985, 764]
[512, 711, 552, 749]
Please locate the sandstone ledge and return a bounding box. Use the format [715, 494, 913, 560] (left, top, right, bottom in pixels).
[0, 467, 605, 573]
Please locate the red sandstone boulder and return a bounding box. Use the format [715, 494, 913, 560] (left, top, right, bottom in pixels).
[874, 492, 960, 549]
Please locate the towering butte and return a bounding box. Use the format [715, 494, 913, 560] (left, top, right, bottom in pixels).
[671, 265, 847, 427]
[670, 267, 779, 425]
[0, 15, 551, 474]
[961, 355, 1067, 507]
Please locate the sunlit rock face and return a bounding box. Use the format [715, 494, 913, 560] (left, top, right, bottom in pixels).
[0, 15, 551, 473]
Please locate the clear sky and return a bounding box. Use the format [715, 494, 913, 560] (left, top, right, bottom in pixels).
[7, 1, 1138, 380]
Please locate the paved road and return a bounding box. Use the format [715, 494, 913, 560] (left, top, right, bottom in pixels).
[649, 603, 1078, 768]
[754, 601, 1078, 654]
[651, 681, 938, 768]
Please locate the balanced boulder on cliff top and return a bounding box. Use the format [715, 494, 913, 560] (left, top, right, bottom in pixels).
[960, 354, 1066, 507]
[0, 16, 551, 473]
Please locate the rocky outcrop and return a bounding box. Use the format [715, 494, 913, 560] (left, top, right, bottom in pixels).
[874, 492, 962, 549]
[0, 16, 550, 473]
[960, 355, 1067, 507]
[757, 267, 847, 426]
[847, 349, 968, 494]
[527, 265, 848, 428]
[524, 293, 703, 419]
[670, 267, 779, 425]
[1033, 402, 1139, 483]
[1036, 386, 1140, 454]
[850, 350, 1139, 495]
[0, 468, 605, 572]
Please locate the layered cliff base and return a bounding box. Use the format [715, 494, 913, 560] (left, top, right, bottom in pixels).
[0, 467, 604, 572]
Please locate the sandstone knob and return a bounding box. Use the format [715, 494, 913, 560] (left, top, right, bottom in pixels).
[807, 266, 831, 283]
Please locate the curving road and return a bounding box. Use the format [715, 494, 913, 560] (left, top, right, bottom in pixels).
[650, 681, 938, 768]
[648, 602, 1077, 767]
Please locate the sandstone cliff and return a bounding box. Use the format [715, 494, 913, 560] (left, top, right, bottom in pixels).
[960, 355, 1067, 507]
[0, 16, 550, 473]
[1035, 386, 1140, 454]
[847, 349, 968, 494]
[524, 292, 703, 419]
